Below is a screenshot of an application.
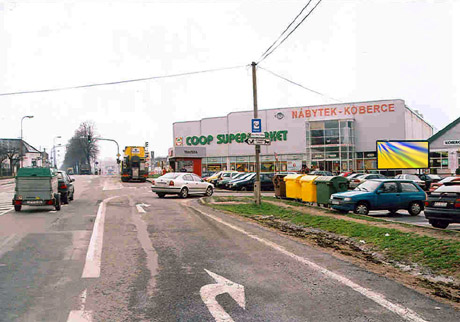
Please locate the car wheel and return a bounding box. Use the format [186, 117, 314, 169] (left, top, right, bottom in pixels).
[354, 202, 369, 215]
[55, 195, 61, 211]
[179, 187, 189, 199]
[14, 205, 21, 212]
[408, 202, 422, 216]
[240, 186, 248, 191]
[157, 193, 166, 198]
[69, 190, 74, 201]
[429, 219, 449, 229]
[205, 186, 213, 197]
[62, 192, 69, 204]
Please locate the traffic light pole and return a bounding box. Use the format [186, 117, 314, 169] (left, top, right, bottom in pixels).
[252, 62, 261, 206]
[93, 137, 121, 163]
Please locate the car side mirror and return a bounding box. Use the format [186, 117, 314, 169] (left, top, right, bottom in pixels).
[376, 189, 382, 194]
[70, 178, 75, 182]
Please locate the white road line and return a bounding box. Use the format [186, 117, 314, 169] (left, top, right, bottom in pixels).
[190, 206, 428, 322]
[0, 207, 13, 216]
[81, 196, 120, 278]
[136, 204, 146, 213]
[67, 289, 93, 322]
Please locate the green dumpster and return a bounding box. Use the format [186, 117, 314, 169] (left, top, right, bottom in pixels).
[314, 176, 349, 206]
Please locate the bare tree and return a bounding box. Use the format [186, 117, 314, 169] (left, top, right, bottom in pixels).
[62, 121, 100, 172]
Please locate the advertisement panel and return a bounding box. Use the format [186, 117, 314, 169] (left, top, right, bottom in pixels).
[377, 140, 429, 169]
[287, 160, 302, 171]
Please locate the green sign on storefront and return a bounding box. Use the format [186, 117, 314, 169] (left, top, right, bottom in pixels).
[185, 130, 288, 146]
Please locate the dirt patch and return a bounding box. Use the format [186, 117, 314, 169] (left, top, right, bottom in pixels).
[265, 199, 460, 242]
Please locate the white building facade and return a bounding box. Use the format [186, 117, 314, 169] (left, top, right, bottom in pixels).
[172, 99, 433, 174]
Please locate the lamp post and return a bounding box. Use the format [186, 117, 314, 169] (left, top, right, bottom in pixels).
[20, 115, 34, 168]
[53, 136, 62, 168]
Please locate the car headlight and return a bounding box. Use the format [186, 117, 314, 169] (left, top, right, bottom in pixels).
[344, 197, 352, 201]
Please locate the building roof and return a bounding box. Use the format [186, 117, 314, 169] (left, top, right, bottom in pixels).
[0, 138, 41, 153]
[428, 116, 460, 143]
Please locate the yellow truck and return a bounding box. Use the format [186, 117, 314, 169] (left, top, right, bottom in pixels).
[121, 146, 148, 182]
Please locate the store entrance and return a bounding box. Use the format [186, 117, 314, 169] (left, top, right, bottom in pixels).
[312, 160, 342, 174]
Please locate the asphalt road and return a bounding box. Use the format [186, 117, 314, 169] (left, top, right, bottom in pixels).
[0, 176, 458, 321]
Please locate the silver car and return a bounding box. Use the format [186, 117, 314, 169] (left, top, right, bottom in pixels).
[151, 172, 214, 198]
[349, 173, 386, 189]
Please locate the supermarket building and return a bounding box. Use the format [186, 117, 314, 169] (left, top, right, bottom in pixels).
[170, 99, 433, 175]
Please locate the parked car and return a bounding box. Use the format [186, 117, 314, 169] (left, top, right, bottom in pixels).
[346, 173, 365, 181]
[225, 173, 254, 189]
[394, 174, 427, 190]
[429, 176, 460, 193]
[151, 172, 214, 198]
[57, 170, 75, 204]
[208, 171, 239, 185]
[12, 167, 61, 212]
[216, 172, 246, 188]
[339, 172, 354, 177]
[230, 173, 274, 191]
[310, 170, 333, 176]
[201, 172, 215, 181]
[424, 182, 460, 229]
[330, 179, 426, 216]
[348, 173, 386, 189]
[214, 172, 243, 188]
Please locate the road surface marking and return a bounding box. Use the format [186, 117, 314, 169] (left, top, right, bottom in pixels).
[102, 179, 123, 191]
[82, 196, 120, 278]
[67, 289, 93, 322]
[190, 206, 428, 322]
[0, 207, 13, 216]
[200, 269, 245, 322]
[135, 203, 149, 213]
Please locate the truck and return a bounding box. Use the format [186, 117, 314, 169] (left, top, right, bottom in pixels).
[80, 164, 91, 175]
[121, 146, 148, 182]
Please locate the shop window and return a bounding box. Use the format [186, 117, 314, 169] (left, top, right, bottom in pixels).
[311, 129, 324, 137]
[324, 137, 339, 145]
[261, 162, 275, 172]
[325, 129, 339, 137]
[325, 120, 338, 129]
[311, 137, 325, 145]
[310, 122, 325, 130]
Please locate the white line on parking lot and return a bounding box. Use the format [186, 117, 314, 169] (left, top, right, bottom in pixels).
[82, 196, 120, 278]
[0, 207, 13, 216]
[67, 289, 93, 322]
[190, 205, 428, 322]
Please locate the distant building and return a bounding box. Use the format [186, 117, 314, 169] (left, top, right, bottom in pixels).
[428, 116, 460, 175]
[0, 138, 49, 176]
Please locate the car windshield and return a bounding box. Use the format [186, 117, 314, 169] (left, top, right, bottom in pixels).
[161, 173, 181, 179]
[354, 180, 381, 192]
[233, 173, 245, 179]
[57, 172, 64, 179]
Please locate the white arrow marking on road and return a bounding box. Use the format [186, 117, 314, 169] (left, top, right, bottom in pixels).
[200, 269, 245, 322]
[136, 203, 150, 213]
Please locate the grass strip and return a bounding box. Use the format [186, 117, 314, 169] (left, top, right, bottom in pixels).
[209, 201, 460, 275]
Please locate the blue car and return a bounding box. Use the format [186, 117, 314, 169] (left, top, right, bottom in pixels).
[330, 179, 426, 216]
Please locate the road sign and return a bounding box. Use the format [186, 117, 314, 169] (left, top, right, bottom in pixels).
[245, 137, 271, 145]
[251, 118, 262, 133]
[249, 133, 265, 138]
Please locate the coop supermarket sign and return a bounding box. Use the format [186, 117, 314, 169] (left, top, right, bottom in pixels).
[176, 130, 288, 146]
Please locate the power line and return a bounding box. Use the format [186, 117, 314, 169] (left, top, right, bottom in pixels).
[0, 65, 247, 97]
[258, 0, 323, 64]
[257, 0, 313, 63]
[259, 66, 341, 103]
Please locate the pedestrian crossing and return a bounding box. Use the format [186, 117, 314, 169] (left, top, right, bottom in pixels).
[0, 192, 13, 216]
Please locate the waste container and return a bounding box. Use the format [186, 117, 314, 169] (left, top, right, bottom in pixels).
[273, 174, 288, 199]
[300, 175, 319, 203]
[314, 176, 349, 206]
[284, 174, 304, 200]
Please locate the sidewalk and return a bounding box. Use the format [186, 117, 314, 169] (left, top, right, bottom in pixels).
[0, 178, 14, 186]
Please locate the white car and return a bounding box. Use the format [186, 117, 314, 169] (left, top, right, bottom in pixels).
[151, 172, 214, 198]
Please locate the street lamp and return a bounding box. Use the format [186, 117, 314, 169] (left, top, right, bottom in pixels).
[53, 136, 62, 168]
[20, 115, 34, 168]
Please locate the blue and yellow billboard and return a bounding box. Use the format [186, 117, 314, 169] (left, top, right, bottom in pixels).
[377, 140, 429, 169]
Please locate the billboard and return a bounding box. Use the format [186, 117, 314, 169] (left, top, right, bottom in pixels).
[377, 140, 429, 169]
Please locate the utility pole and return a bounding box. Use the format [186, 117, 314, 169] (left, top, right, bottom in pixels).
[252, 62, 261, 205]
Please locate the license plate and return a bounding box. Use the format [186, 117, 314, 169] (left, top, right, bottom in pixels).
[27, 200, 43, 205]
[433, 202, 447, 207]
[331, 200, 340, 205]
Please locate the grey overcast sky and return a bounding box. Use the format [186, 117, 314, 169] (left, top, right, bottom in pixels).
[0, 0, 458, 161]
